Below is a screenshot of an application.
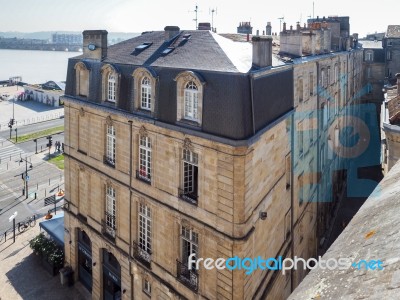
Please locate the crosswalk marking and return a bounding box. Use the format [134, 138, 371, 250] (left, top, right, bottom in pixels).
[0, 138, 25, 163]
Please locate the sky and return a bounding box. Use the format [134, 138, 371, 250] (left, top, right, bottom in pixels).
[0, 0, 397, 37]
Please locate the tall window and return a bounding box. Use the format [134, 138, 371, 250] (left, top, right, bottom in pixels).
[106, 125, 116, 166]
[184, 81, 199, 121]
[141, 77, 151, 110]
[309, 73, 313, 96]
[138, 204, 152, 255]
[298, 121, 304, 156]
[298, 78, 303, 102]
[181, 226, 198, 268]
[321, 69, 326, 88]
[387, 50, 392, 61]
[334, 65, 339, 83]
[108, 74, 116, 102]
[105, 186, 116, 237]
[365, 51, 373, 62]
[181, 149, 198, 204]
[138, 136, 151, 182]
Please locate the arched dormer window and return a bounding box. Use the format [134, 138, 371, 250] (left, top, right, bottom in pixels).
[141, 77, 151, 110]
[101, 64, 119, 104]
[74, 61, 90, 97]
[132, 67, 157, 113]
[108, 73, 116, 102]
[184, 81, 199, 120]
[174, 71, 205, 125]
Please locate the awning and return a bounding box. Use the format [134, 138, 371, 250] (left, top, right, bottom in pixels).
[39, 212, 64, 246]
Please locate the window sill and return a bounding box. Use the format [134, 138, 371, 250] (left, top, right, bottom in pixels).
[176, 119, 201, 129]
[77, 149, 87, 155]
[136, 170, 151, 185]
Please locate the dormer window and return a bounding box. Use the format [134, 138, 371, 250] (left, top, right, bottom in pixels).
[184, 81, 199, 120]
[141, 77, 151, 110]
[175, 71, 204, 125]
[132, 67, 157, 114]
[101, 64, 119, 105]
[74, 62, 89, 98]
[108, 74, 116, 102]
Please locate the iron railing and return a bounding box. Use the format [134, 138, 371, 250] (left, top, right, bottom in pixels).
[132, 241, 151, 268]
[178, 188, 198, 205]
[176, 260, 198, 292]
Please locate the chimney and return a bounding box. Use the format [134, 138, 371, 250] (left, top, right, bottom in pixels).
[290, 25, 293, 31]
[397, 73, 400, 96]
[252, 36, 272, 69]
[256, 29, 259, 36]
[247, 33, 250, 41]
[82, 30, 108, 60]
[266, 22, 272, 35]
[283, 22, 286, 32]
[164, 26, 180, 41]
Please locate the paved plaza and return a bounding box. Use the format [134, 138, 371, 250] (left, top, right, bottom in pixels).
[0, 215, 90, 300]
[0, 86, 64, 132]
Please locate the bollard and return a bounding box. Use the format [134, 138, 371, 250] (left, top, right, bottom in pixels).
[34, 192, 37, 199]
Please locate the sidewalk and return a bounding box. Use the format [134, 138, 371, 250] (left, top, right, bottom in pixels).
[0, 216, 90, 300]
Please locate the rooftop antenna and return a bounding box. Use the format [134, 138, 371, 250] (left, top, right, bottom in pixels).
[299, 13, 302, 24]
[210, 7, 217, 32]
[278, 17, 284, 32]
[313, 2, 315, 19]
[190, 5, 199, 30]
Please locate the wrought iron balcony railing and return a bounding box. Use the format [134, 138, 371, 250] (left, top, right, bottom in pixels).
[178, 188, 198, 205]
[136, 170, 151, 184]
[176, 260, 198, 292]
[103, 155, 115, 168]
[102, 211, 116, 239]
[132, 241, 151, 268]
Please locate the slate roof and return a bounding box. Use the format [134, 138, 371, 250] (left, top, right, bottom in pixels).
[76, 30, 259, 73]
[359, 40, 383, 49]
[386, 25, 400, 38]
[288, 160, 400, 300]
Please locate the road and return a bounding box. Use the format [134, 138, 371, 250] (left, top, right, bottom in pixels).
[0, 119, 65, 233]
[0, 118, 64, 139]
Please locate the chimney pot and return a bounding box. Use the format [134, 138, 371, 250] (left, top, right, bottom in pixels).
[251, 36, 272, 69]
[82, 30, 108, 60]
[164, 26, 180, 41]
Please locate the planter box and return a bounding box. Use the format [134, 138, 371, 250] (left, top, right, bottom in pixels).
[41, 255, 61, 276]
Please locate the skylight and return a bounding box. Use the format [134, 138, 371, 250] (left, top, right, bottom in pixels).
[135, 42, 152, 51]
[162, 47, 175, 55]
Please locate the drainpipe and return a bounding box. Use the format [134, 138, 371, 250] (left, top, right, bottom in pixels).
[250, 75, 256, 135]
[128, 120, 133, 298]
[290, 111, 294, 292]
[316, 61, 321, 255]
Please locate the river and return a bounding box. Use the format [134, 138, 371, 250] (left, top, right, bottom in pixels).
[0, 49, 80, 84]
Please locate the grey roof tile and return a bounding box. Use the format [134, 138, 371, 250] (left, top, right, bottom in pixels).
[288, 160, 400, 300]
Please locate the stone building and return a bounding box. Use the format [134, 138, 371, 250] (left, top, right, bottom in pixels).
[61, 23, 364, 299]
[383, 74, 400, 171]
[359, 40, 385, 108]
[237, 22, 252, 34]
[383, 25, 400, 84]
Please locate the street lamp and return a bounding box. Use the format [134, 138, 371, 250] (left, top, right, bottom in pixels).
[20, 157, 33, 199]
[8, 211, 18, 243]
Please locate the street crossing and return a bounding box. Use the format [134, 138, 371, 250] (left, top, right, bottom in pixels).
[0, 138, 26, 166]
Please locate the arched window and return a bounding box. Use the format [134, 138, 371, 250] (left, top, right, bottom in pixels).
[184, 81, 199, 120]
[108, 74, 116, 102]
[141, 77, 151, 110]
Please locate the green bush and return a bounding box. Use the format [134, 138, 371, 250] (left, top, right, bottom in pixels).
[29, 233, 64, 267]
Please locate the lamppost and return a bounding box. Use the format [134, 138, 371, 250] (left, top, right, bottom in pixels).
[8, 211, 18, 243]
[33, 139, 38, 154]
[20, 157, 33, 199]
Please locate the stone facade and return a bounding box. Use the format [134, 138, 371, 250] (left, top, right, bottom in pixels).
[62, 26, 364, 300]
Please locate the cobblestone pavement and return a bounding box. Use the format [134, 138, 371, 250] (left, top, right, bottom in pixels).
[0, 216, 90, 300]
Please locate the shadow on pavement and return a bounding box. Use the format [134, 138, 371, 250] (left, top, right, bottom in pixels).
[6, 252, 87, 300]
[14, 100, 61, 113]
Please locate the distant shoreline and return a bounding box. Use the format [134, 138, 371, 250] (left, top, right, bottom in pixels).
[0, 45, 81, 52]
